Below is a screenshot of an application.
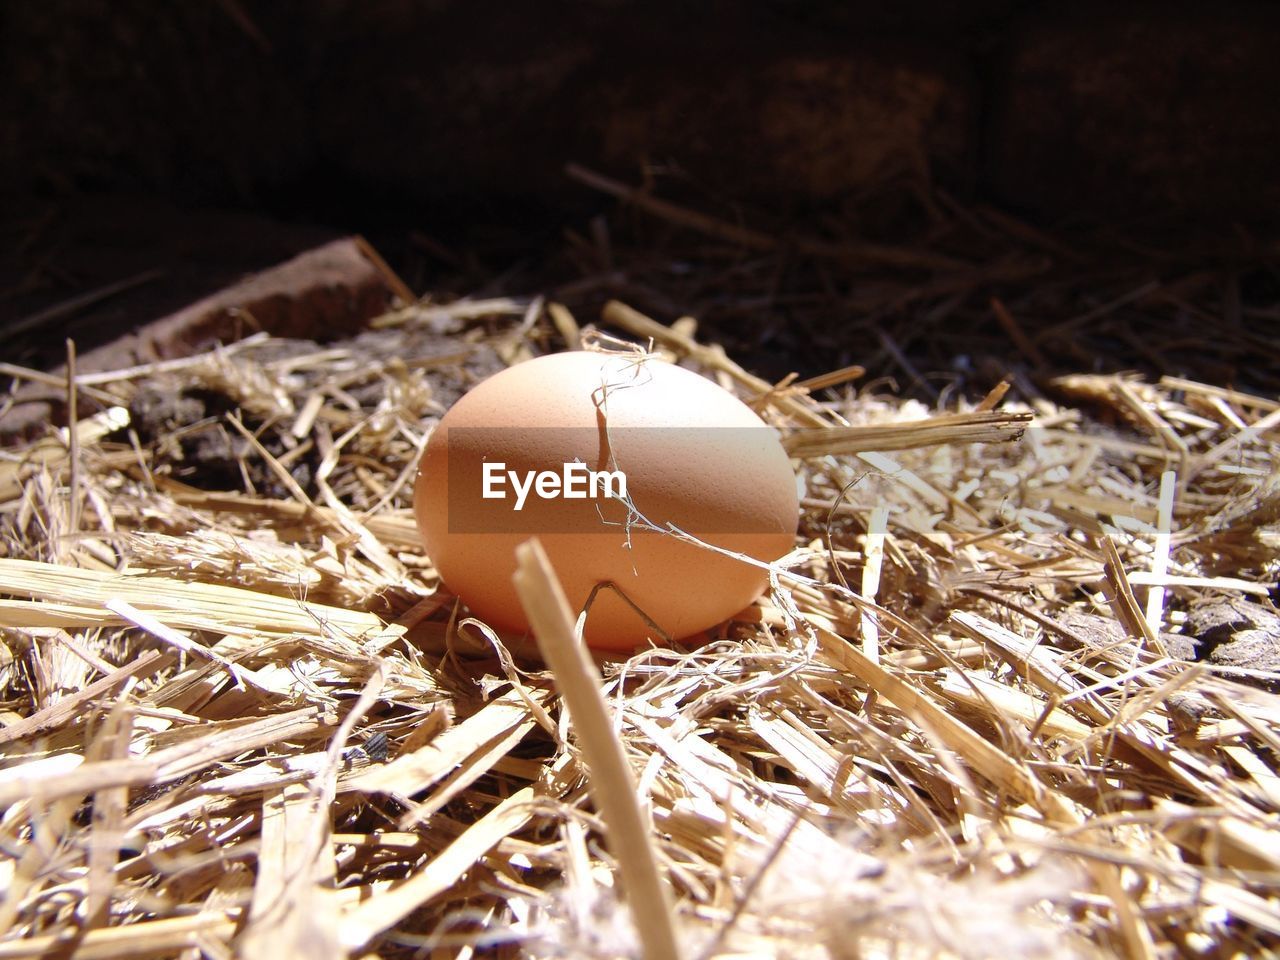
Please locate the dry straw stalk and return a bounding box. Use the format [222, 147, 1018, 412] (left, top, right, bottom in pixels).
[0, 276, 1276, 959]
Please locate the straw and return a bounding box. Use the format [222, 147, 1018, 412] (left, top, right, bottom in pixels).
[0, 225, 1276, 958]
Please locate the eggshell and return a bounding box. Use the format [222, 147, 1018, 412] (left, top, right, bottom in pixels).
[414, 350, 798, 650]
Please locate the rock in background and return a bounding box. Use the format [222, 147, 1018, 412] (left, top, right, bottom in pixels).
[984, 2, 1280, 222]
[4, 0, 1276, 226]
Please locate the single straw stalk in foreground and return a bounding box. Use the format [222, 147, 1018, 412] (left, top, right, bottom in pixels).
[512, 538, 683, 960]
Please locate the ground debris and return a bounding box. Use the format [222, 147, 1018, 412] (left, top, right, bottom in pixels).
[1187, 598, 1280, 686]
[0, 240, 1277, 959]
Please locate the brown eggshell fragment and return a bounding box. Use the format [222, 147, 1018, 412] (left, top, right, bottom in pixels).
[414, 351, 798, 650]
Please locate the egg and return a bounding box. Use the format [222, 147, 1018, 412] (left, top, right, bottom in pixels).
[413, 350, 798, 650]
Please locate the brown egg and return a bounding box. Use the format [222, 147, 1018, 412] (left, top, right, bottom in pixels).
[414, 350, 798, 650]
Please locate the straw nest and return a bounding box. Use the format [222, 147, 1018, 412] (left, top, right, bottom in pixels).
[1, 281, 1278, 959]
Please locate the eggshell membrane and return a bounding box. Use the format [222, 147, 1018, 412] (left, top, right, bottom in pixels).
[414, 351, 798, 650]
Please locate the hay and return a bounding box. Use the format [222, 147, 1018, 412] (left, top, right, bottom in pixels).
[0, 253, 1278, 959]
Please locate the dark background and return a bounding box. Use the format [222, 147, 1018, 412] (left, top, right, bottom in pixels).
[3, 0, 1278, 385]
